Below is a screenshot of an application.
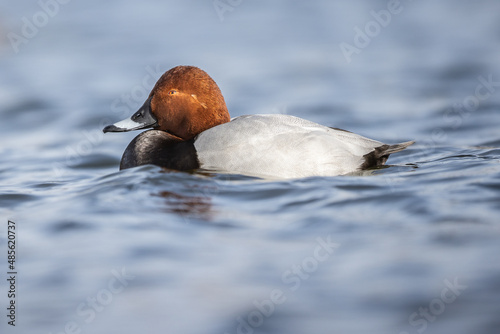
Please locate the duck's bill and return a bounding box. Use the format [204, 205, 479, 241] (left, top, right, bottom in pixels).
[103, 97, 157, 133]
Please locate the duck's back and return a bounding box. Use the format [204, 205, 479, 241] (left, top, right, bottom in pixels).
[194, 114, 403, 178]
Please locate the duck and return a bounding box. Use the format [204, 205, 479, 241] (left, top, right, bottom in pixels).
[103, 65, 414, 179]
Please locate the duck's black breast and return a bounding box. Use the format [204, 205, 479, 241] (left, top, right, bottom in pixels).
[120, 130, 200, 170]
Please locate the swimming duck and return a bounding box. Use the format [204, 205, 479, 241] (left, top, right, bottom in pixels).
[103, 66, 414, 179]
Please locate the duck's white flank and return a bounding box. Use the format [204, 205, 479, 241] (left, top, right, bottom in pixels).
[194, 114, 399, 178]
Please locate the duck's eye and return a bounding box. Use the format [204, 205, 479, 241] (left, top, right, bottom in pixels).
[168, 90, 177, 95]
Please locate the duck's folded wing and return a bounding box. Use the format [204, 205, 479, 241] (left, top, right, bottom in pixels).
[194, 114, 413, 178]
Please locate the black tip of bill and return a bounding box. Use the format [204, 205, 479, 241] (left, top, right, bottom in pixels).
[103, 124, 124, 133]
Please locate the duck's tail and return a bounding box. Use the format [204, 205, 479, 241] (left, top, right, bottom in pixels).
[360, 141, 415, 170]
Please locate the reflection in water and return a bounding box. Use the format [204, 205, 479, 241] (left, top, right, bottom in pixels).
[155, 190, 213, 219]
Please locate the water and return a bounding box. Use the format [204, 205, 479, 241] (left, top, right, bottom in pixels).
[1, 1, 500, 333]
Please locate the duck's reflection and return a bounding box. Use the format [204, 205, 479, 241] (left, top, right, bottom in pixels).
[155, 190, 213, 219]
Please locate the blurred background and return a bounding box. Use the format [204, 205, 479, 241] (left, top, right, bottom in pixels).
[1, 1, 500, 334]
